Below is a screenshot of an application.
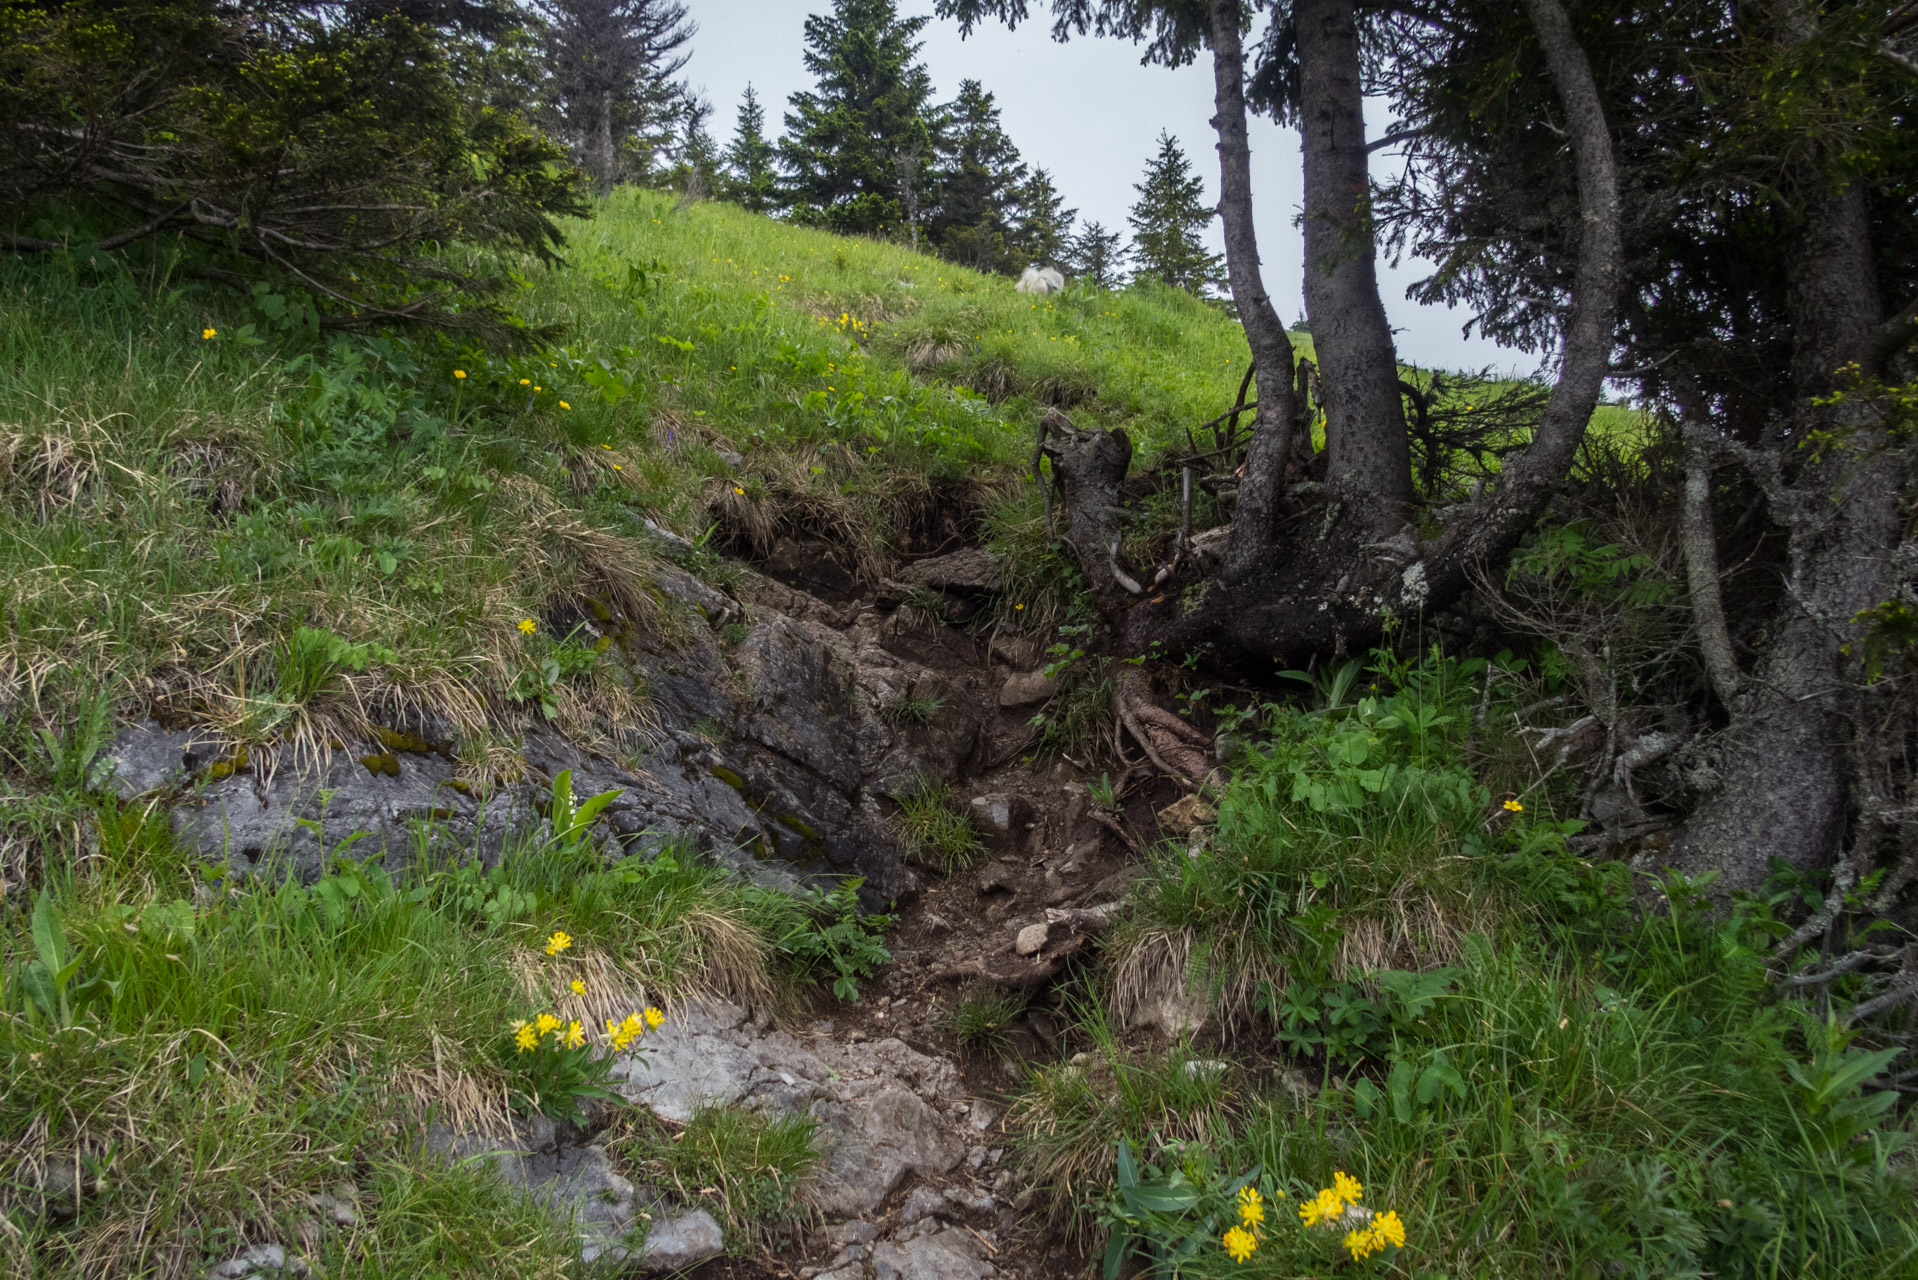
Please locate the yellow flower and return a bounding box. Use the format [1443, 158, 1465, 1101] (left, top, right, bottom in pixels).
[644, 1006, 664, 1028]
[1222, 1225, 1257, 1263]
[544, 930, 572, 956]
[533, 386, 542, 392]
[1333, 1171, 1364, 1205]
[559, 401, 571, 410]
[1299, 1187, 1343, 1227]
[565, 1019, 586, 1048]
[1344, 1227, 1383, 1261]
[1237, 1185, 1265, 1227]
[733, 486, 745, 495]
[570, 979, 585, 996]
[514, 1023, 539, 1052]
[519, 378, 531, 385]
[1504, 798, 1524, 812]
[202, 327, 217, 339]
[453, 369, 467, 379]
[602, 443, 612, 449]
[1373, 1209, 1405, 1249]
[613, 464, 623, 471]
[534, 1012, 562, 1036]
[519, 618, 537, 635]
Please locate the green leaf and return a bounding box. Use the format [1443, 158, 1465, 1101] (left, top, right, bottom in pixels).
[30, 890, 68, 972]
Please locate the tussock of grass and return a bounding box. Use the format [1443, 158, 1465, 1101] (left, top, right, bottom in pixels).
[608, 1104, 821, 1249]
[892, 775, 983, 876]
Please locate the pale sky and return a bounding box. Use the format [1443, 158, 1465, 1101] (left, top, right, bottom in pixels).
[679, 0, 1535, 376]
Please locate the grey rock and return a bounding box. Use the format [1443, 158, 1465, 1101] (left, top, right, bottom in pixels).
[901, 547, 1003, 592]
[814, 1084, 966, 1216]
[104, 720, 220, 797]
[967, 794, 1033, 855]
[1014, 923, 1050, 956]
[871, 1227, 998, 1280]
[826, 1220, 884, 1248]
[205, 1244, 307, 1278]
[997, 670, 1060, 708]
[632, 1207, 725, 1272]
[900, 1185, 951, 1224]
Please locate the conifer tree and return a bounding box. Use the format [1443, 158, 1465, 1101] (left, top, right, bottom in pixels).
[1010, 167, 1075, 269]
[664, 93, 721, 198]
[928, 78, 1026, 271]
[536, 0, 695, 195]
[722, 84, 781, 213]
[1126, 131, 1222, 293]
[1062, 220, 1128, 289]
[780, 0, 936, 236]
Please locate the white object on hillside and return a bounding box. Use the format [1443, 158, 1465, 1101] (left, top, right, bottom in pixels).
[1016, 265, 1065, 295]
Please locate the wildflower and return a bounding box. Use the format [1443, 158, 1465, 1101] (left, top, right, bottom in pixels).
[1504, 798, 1524, 812]
[1014, 603, 1025, 611]
[559, 401, 571, 410]
[644, 1006, 665, 1028]
[733, 486, 744, 495]
[613, 464, 623, 471]
[1237, 1185, 1265, 1227]
[534, 1012, 562, 1036]
[533, 386, 542, 392]
[1333, 1171, 1363, 1206]
[454, 369, 467, 379]
[602, 443, 612, 449]
[1344, 1227, 1383, 1261]
[514, 1022, 539, 1052]
[570, 979, 585, 996]
[1222, 1225, 1257, 1263]
[519, 618, 538, 635]
[1299, 1187, 1343, 1227]
[565, 1019, 586, 1049]
[202, 327, 217, 339]
[544, 930, 572, 956]
[1372, 1209, 1406, 1249]
[520, 378, 531, 385]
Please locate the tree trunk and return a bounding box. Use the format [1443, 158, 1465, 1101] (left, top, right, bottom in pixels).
[1206, 0, 1303, 584]
[1294, 0, 1411, 518]
[595, 91, 617, 196]
[1672, 176, 1898, 893]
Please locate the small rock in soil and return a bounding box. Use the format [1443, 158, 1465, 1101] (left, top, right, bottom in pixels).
[997, 670, 1060, 708]
[976, 861, 1017, 895]
[968, 793, 1034, 854]
[1014, 923, 1050, 956]
[205, 1244, 307, 1278]
[871, 1226, 999, 1280]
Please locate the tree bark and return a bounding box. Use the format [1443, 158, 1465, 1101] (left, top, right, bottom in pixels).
[1294, 0, 1411, 517]
[595, 91, 617, 196]
[1672, 176, 1898, 893]
[1206, 0, 1303, 583]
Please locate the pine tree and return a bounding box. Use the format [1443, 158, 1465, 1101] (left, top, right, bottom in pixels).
[664, 93, 721, 198]
[1126, 131, 1223, 293]
[1009, 167, 1076, 269]
[780, 0, 936, 236]
[928, 79, 1026, 272]
[722, 84, 781, 213]
[536, 0, 695, 195]
[1062, 220, 1128, 290]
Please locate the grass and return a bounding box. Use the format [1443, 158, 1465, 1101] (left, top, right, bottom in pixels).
[607, 1104, 821, 1250]
[891, 775, 984, 876]
[941, 984, 1029, 1058]
[1013, 647, 1918, 1279]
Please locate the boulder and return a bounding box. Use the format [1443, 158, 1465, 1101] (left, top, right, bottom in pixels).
[900, 547, 1003, 592]
[871, 1226, 999, 1280]
[104, 720, 221, 798]
[630, 1208, 725, 1272]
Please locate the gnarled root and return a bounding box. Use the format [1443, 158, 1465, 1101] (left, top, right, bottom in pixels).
[1113, 666, 1214, 790]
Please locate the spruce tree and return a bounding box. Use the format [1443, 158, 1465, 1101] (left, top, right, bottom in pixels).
[928, 79, 1026, 272]
[1009, 167, 1076, 269]
[780, 0, 936, 236]
[1126, 131, 1222, 293]
[536, 0, 695, 194]
[1062, 220, 1128, 289]
[722, 85, 781, 213]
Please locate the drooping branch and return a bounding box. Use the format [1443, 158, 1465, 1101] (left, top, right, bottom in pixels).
[1398, 0, 1622, 609]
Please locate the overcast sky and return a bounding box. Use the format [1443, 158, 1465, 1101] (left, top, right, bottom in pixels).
[678, 0, 1537, 376]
